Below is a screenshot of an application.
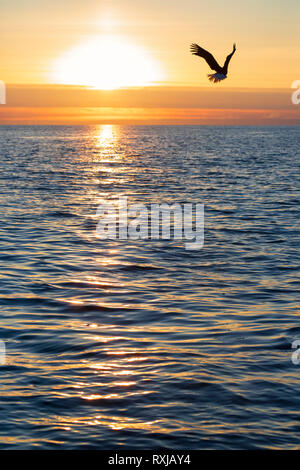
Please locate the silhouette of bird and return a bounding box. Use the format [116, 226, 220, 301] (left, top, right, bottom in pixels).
[190, 43, 236, 83]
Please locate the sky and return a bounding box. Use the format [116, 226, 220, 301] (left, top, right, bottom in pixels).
[1, 0, 300, 124]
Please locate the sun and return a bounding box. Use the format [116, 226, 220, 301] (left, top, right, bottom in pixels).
[52, 35, 164, 90]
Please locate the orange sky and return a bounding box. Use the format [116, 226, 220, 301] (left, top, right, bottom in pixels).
[1, 0, 300, 124]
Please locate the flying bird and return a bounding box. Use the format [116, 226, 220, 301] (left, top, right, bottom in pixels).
[190, 43, 236, 83]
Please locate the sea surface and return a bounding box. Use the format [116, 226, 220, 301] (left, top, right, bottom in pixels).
[0, 125, 299, 449]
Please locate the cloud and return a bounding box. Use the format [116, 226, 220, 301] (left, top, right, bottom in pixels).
[1, 106, 299, 125]
[5, 84, 295, 110]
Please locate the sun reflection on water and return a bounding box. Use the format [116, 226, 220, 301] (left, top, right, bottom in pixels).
[95, 124, 116, 152]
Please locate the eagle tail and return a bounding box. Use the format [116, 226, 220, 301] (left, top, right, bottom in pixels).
[208, 73, 227, 83]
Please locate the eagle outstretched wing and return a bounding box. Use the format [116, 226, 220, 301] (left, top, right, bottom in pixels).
[223, 43, 237, 73]
[190, 43, 222, 73]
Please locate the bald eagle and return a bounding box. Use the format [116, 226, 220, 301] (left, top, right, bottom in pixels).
[190, 43, 236, 83]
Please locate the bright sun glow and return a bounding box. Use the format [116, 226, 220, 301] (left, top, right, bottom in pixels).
[52, 35, 164, 90]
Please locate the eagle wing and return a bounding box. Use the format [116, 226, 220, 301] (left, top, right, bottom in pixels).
[190, 43, 222, 73]
[223, 43, 236, 74]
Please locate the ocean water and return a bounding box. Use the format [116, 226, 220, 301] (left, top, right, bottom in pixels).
[0, 125, 299, 449]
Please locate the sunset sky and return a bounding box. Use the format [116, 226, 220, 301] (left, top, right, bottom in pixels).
[1, 0, 300, 124]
